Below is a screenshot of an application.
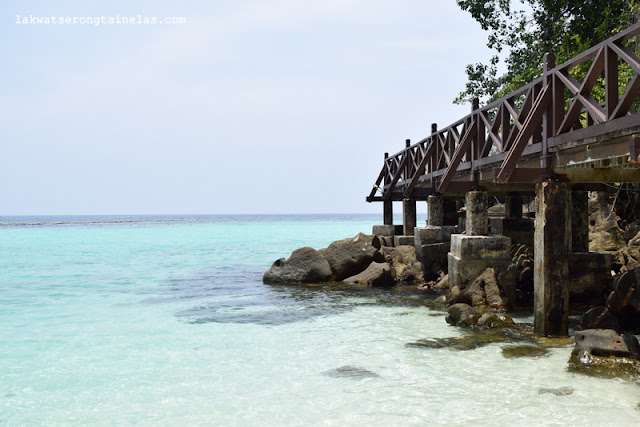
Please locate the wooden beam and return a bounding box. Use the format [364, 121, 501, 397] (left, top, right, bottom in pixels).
[437, 120, 478, 192]
[553, 167, 640, 183]
[382, 154, 409, 200]
[496, 84, 551, 182]
[403, 140, 437, 197]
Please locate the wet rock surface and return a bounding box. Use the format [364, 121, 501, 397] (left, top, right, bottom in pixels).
[344, 262, 394, 287]
[502, 345, 550, 359]
[445, 303, 481, 327]
[538, 387, 573, 396]
[323, 233, 383, 281]
[322, 365, 380, 379]
[263, 247, 332, 284]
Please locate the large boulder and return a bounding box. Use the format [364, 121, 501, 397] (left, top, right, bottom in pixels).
[263, 247, 332, 284]
[445, 303, 481, 327]
[322, 233, 382, 281]
[572, 329, 640, 359]
[344, 262, 394, 287]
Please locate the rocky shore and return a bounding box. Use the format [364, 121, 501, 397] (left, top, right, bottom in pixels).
[263, 190, 640, 383]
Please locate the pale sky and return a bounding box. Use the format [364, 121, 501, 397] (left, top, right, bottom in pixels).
[1, 1, 491, 215]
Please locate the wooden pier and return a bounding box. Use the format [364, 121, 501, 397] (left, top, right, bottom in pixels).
[367, 23, 640, 336]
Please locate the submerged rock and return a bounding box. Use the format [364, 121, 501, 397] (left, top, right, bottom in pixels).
[501, 345, 550, 359]
[406, 334, 507, 351]
[407, 325, 531, 351]
[263, 247, 332, 284]
[322, 365, 380, 379]
[538, 387, 573, 396]
[344, 262, 394, 287]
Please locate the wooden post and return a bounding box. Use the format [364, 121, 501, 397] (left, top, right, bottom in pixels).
[534, 180, 569, 337]
[572, 191, 589, 252]
[403, 198, 417, 236]
[427, 194, 443, 226]
[383, 200, 393, 226]
[465, 191, 488, 236]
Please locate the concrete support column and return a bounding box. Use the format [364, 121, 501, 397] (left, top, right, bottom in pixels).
[465, 191, 488, 235]
[383, 200, 393, 226]
[572, 191, 589, 252]
[427, 194, 444, 226]
[534, 181, 570, 337]
[403, 198, 417, 236]
[505, 195, 523, 219]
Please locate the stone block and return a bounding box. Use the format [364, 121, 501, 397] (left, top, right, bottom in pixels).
[394, 235, 415, 247]
[448, 253, 511, 288]
[450, 234, 511, 260]
[372, 225, 396, 236]
[414, 226, 457, 244]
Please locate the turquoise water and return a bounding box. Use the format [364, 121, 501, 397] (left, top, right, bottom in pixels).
[1, 214, 640, 426]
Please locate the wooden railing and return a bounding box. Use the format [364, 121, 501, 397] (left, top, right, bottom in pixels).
[368, 22, 640, 202]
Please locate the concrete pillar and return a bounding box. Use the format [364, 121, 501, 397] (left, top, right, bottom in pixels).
[383, 200, 393, 226]
[572, 191, 589, 252]
[427, 194, 443, 226]
[534, 181, 570, 337]
[505, 195, 523, 219]
[403, 198, 417, 236]
[465, 191, 488, 235]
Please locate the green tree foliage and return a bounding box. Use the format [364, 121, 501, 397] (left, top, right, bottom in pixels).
[455, 0, 640, 104]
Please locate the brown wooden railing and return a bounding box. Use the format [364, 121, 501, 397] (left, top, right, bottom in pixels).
[368, 22, 640, 202]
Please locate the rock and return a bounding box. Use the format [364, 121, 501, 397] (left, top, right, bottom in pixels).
[606, 267, 640, 332]
[580, 306, 621, 331]
[450, 268, 508, 311]
[323, 233, 382, 281]
[263, 247, 332, 284]
[382, 245, 417, 277]
[432, 274, 450, 291]
[322, 366, 380, 379]
[399, 261, 425, 283]
[477, 312, 515, 328]
[445, 303, 481, 327]
[344, 262, 394, 287]
[572, 329, 640, 359]
[538, 387, 573, 396]
[502, 345, 550, 359]
[589, 191, 620, 231]
[624, 220, 640, 243]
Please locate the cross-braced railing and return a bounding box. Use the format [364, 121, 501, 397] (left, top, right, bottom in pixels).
[368, 22, 640, 202]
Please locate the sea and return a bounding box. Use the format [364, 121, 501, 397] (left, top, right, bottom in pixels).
[1, 214, 640, 426]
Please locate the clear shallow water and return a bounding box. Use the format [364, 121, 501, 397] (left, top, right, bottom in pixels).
[1, 214, 640, 425]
